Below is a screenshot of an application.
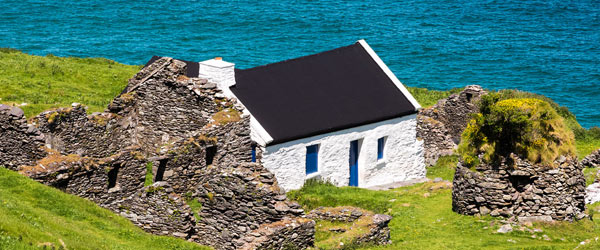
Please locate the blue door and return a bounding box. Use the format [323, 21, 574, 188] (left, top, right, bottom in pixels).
[349, 140, 359, 186]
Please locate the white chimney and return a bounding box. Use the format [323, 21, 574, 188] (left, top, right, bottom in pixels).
[199, 57, 236, 98]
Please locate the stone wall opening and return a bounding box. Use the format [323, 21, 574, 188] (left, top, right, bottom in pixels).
[509, 175, 534, 192]
[107, 166, 120, 190]
[154, 159, 168, 182]
[206, 146, 217, 166]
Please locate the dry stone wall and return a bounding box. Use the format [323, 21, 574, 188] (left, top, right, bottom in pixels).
[417, 85, 487, 165]
[5, 57, 316, 250]
[34, 104, 130, 158]
[452, 155, 586, 221]
[21, 147, 147, 208]
[0, 105, 46, 170]
[236, 217, 316, 250]
[191, 162, 305, 249]
[119, 181, 196, 238]
[307, 206, 392, 247]
[108, 58, 222, 155]
[582, 149, 600, 168]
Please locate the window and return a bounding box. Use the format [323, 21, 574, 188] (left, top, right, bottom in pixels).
[107, 166, 119, 189]
[206, 146, 217, 166]
[154, 159, 168, 182]
[377, 137, 386, 160]
[251, 144, 257, 162]
[306, 144, 319, 175]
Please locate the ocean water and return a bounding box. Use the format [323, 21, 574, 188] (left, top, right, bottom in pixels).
[1, 0, 598, 127]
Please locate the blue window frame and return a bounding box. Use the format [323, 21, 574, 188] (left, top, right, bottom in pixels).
[306, 144, 319, 175]
[251, 145, 257, 162]
[377, 137, 386, 160]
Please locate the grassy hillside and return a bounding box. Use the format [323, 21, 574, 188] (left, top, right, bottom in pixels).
[289, 160, 600, 250]
[0, 49, 597, 158]
[0, 167, 209, 250]
[0, 48, 140, 118]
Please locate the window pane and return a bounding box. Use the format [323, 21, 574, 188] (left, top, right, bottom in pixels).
[377, 137, 385, 159]
[306, 145, 319, 175]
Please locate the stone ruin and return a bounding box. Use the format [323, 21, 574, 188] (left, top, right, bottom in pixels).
[583, 149, 600, 204]
[306, 206, 392, 247]
[0, 104, 45, 169]
[2, 57, 313, 249]
[582, 149, 600, 168]
[1, 57, 395, 249]
[452, 155, 587, 221]
[416, 85, 588, 221]
[416, 85, 487, 166]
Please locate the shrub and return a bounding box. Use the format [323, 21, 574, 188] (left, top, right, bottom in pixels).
[458, 93, 575, 168]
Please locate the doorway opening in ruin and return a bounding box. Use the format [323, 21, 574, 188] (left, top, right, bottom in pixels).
[206, 146, 217, 166]
[154, 159, 168, 182]
[55, 179, 69, 191]
[509, 175, 534, 192]
[107, 166, 120, 189]
[465, 93, 473, 102]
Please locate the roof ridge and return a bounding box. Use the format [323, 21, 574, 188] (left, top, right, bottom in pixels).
[236, 42, 360, 73]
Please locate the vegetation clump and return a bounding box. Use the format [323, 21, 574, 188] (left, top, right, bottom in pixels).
[205, 108, 242, 128]
[45, 107, 73, 125]
[458, 93, 575, 168]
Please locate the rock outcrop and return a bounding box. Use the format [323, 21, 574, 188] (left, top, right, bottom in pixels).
[452, 155, 586, 221]
[417, 85, 487, 165]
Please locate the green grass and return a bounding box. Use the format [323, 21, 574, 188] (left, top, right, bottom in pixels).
[426, 155, 459, 181]
[0, 48, 140, 118]
[0, 167, 209, 250]
[312, 218, 374, 249]
[184, 192, 203, 222]
[584, 167, 598, 186]
[406, 86, 463, 108]
[144, 162, 154, 187]
[290, 172, 600, 250]
[577, 138, 600, 161]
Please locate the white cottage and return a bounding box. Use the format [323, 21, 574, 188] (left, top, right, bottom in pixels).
[148, 40, 425, 190]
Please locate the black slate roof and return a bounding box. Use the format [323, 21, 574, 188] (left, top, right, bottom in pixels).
[231, 42, 418, 145]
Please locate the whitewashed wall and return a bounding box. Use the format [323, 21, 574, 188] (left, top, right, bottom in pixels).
[261, 114, 425, 191]
[199, 58, 236, 98]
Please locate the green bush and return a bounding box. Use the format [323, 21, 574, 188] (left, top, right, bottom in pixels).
[458, 94, 575, 168]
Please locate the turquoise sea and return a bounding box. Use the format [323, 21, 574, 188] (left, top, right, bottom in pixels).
[0, 0, 598, 127]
